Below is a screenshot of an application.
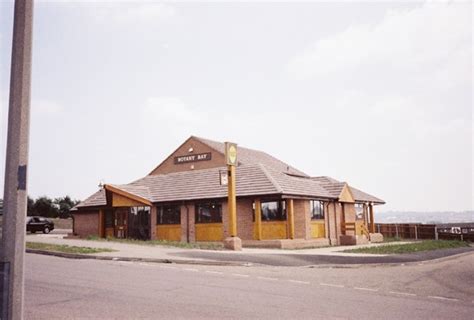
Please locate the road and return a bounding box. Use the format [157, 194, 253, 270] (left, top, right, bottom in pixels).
[26, 253, 474, 319]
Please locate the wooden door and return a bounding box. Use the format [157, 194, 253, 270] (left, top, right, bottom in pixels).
[114, 210, 128, 238]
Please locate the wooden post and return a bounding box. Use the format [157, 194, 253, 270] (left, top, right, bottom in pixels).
[223, 142, 241, 250]
[287, 199, 295, 239]
[369, 204, 375, 233]
[255, 199, 262, 240]
[323, 202, 328, 239]
[228, 165, 237, 237]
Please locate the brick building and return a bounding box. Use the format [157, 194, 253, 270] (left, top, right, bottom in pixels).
[72, 136, 385, 247]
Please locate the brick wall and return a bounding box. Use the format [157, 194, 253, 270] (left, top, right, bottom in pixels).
[149, 137, 226, 175]
[221, 198, 254, 240]
[294, 200, 311, 240]
[237, 198, 254, 240]
[72, 211, 99, 238]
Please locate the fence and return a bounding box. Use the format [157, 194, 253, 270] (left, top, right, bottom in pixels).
[375, 223, 474, 242]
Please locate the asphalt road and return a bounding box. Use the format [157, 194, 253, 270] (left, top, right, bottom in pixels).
[25, 253, 474, 319]
[172, 246, 474, 266]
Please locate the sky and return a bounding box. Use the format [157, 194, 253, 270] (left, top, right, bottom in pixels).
[0, 0, 472, 212]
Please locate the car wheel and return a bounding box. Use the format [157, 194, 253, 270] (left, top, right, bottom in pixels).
[43, 227, 50, 234]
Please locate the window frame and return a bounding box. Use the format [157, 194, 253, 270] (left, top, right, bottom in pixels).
[310, 200, 325, 220]
[195, 202, 223, 224]
[355, 203, 364, 220]
[157, 205, 181, 225]
[253, 200, 287, 222]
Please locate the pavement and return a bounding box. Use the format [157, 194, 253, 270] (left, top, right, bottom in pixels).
[25, 232, 474, 267]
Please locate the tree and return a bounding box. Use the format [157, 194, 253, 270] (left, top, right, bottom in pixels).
[54, 196, 80, 219]
[32, 196, 58, 218]
[27, 196, 35, 216]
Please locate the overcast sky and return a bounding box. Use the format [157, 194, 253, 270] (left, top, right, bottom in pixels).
[0, 0, 472, 212]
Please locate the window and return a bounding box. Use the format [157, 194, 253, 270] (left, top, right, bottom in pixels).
[195, 202, 222, 223]
[157, 205, 181, 225]
[355, 203, 364, 220]
[256, 200, 286, 221]
[105, 210, 114, 228]
[310, 200, 324, 220]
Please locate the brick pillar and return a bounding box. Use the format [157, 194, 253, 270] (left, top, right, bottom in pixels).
[180, 204, 196, 243]
[294, 200, 311, 240]
[150, 206, 157, 240]
[188, 204, 196, 242]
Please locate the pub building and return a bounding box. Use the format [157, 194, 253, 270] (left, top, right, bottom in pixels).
[71, 136, 385, 248]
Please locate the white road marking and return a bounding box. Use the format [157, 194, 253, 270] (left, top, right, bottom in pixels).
[231, 273, 250, 278]
[354, 287, 378, 292]
[320, 283, 344, 288]
[389, 291, 416, 297]
[159, 265, 178, 270]
[287, 280, 310, 285]
[183, 268, 199, 272]
[205, 270, 223, 275]
[139, 263, 153, 267]
[428, 296, 459, 302]
[258, 276, 278, 281]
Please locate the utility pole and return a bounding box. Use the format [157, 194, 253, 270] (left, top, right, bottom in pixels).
[1, 0, 34, 319]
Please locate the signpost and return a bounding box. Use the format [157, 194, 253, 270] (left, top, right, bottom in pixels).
[223, 142, 241, 250]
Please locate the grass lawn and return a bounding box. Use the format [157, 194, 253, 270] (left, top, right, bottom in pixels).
[86, 236, 224, 250]
[26, 242, 116, 254]
[343, 240, 470, 254]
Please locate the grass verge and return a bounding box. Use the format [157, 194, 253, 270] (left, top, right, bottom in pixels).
[26, 242, 116, 254]
[343, 240, 469, 254]
[383, 236, 402, 243]
[86, 236, 224, 250]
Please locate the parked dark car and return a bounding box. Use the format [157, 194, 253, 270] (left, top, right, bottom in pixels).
[26, 216, 54, 234]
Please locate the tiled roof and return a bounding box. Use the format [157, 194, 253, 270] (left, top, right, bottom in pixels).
[74, 137, 384, 209]
[75, 164, 334, 209]
[349, 186, 385, 204]
[311, 176, 385, 204]
[194, 136, 309, 177]
[74, 189, 106, 209]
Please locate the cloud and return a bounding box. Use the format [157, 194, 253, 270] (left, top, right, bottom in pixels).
[143, 97, 201, 125]
[287, 2, 471, 79]
[89, 3, 177, 25]
[32, 99, 63, 115]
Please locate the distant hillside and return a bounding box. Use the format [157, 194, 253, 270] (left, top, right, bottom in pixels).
[376, 211, 474, 224]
